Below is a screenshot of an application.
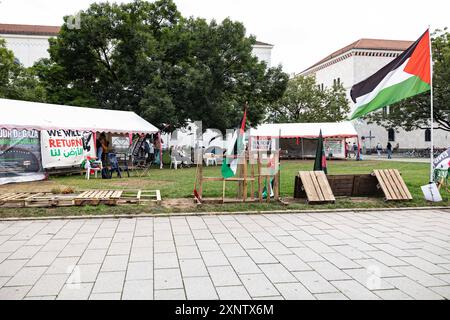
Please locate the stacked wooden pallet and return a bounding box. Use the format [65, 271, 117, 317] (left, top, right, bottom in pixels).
[0, 189, 161, 208]
[74, 189, 161, 206]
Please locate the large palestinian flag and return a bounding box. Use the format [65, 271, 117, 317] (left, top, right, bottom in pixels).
[221, 109, 247, 179]
[350, 30, 431, 120]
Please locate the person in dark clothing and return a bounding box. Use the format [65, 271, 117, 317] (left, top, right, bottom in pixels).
[386, 142, 392, 159]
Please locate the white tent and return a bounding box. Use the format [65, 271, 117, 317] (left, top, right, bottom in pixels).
[0, 98, 159, 134]
[249, 122, 358, 139]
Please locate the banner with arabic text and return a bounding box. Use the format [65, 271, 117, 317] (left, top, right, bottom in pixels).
[41, 129, 95, 168]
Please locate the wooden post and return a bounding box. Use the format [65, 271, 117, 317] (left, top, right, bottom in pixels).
[222, 179, 226, 203]
[243, 151, 247, 202]
[266, 174, 270, 203]
[198, 163, 203, 199]
[257, 139, 263, 203]
[273, 171, 279, 200]
[250, 159, 255, 200]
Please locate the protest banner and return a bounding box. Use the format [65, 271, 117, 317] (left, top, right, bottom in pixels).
[41, 129, 95, 168]
[0, 128, 45, 184]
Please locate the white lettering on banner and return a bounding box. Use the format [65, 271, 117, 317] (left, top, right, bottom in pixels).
[41, 129, 95, 168]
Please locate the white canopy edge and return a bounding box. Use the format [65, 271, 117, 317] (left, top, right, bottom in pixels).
[0, 98, 159, 134]
[249, 121, 358, 139]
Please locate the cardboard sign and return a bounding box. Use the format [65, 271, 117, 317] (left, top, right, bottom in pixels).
[41, 129, 95, 168]
[421, 183, 442, 202]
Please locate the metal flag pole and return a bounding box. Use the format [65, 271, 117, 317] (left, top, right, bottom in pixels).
[428, 26, 434, 183]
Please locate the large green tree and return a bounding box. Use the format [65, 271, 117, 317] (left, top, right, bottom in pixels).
[0, 39, 45, 101]
[365, 28, 450, 132]
[36, 0, 288, 132]
[267, 75, 350, 123]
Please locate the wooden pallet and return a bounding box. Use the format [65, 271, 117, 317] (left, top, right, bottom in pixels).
[74, 190, 124, 206]
[74, 189, 161, 206]
[297, 171, 335, 204]
[373, 169, 413, 201]
[0, 189, 162, 208]
[116, 190, 161, 205]
[24, 193, 75, 207]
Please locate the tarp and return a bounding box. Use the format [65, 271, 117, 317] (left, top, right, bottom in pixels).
[0, 98, 159, 134]
[248, 121, 358, 139]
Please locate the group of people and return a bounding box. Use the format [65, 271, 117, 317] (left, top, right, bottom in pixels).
[345, 142, 363, 160]
[376, 142, 398, 159]
[141, 134, 162, 166]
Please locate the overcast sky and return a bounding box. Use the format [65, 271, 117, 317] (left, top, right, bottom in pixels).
[0, 0, 448, 73]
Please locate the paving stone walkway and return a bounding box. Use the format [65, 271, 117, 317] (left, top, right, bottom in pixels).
[1, 209, 450, 300]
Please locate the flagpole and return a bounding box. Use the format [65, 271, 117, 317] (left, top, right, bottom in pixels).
[428, 26, 434, 183]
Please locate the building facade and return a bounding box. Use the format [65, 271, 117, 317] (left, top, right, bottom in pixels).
[299, 38, 448, 151]
[0, 24, 59, 67]
[0, 23, 273, 67]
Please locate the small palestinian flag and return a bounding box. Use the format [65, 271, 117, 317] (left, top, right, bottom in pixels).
[313, 130, 327, 174]
[350, 30, 431, 120]
[221, 109, 247, 179]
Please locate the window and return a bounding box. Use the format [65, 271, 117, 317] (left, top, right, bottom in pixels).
[388, 129, 395, 142]
[425, 128, 431, 142]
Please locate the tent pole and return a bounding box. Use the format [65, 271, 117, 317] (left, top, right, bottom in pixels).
[428, 27, 434, 183]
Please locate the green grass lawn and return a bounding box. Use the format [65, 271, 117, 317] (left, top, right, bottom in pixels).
[0, 159, 448, 218]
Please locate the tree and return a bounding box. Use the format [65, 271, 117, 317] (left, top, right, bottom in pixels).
[267, 75, 350, 123]
[0, 39, 45, 101]
[365, 28, 450, 132]
[37, 0, 288, 132]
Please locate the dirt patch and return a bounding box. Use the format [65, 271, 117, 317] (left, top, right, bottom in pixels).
[0, 180, 63, 193]
[161, 198, 196, 210]
[109, 179, 171, 188]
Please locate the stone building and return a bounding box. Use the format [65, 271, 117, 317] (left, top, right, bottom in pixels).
[299, 38, 449, 151]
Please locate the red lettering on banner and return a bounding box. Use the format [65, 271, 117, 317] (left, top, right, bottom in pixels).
[56, 139, 62, 147]
[49, 139, 56, 147]
[76, 139, 82, 147]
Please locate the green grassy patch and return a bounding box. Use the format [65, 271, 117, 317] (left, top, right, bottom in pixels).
[0, 160, 448, 218]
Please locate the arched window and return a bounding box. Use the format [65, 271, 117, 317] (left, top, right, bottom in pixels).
[425, 129, 431, 142]
[388, 129, 395, 142]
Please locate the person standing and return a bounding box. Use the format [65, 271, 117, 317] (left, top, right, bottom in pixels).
[386, 142, 392, 159]
[344, 140, 348, 159]
[352, 142, 358, 159]
[376, 143, 382, 156]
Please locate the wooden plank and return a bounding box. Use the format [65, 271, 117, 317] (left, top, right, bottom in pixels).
[384, 170, 402, 200]
[155, 190, 161, 203]
[314, 171, 335, 201]
[78, 190, 92, 199]
[308, 171, 325, 201]
[373, 170, 395, 200]
[299, 171, 320, 202]
[111, 190, 123, 199]
[373, 170, 392, 200]
[392, 169, 413, 200]
[0, 193, 15, 200]
[136, 190, 142, 204]
[378, 169, 397, 200]
[387, 169, 408, 199]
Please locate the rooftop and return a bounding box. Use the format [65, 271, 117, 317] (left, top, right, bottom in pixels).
[0, 23, 60, 36]
[302, 38, 414, 73]
[0, 23, 274, 48]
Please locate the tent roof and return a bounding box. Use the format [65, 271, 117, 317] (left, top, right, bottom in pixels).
[0, 98, 159, 134]
[249, 122, 358, 139]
